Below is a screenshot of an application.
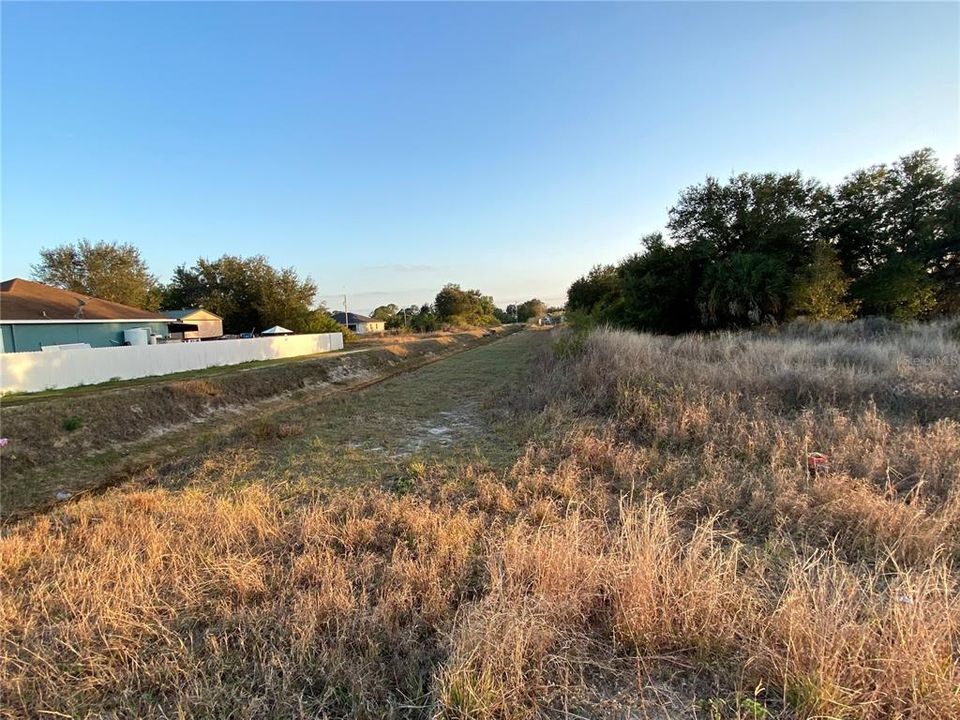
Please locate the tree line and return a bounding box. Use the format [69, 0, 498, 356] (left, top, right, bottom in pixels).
[31, 245, 342, 335]
[369, 287, 552, 332]
[567, 148, 959, 333]
[30, 243, 551, 334]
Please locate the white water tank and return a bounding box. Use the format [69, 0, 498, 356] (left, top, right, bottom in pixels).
[123, 328, 149, 346]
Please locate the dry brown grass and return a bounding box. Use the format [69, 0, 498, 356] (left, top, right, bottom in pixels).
[1, 321, 958, 718]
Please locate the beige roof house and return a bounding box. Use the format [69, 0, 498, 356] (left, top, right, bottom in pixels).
[166, 308, 223, 339]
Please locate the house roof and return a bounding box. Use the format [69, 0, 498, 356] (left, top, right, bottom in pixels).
[0, 278, 171, 322]
[167, 308, 223, 321]
[330, 311, 377, 324]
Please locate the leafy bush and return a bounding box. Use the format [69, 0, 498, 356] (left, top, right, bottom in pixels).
[788, 241, 860, 321]
[300, 309, 343, 334]
[62, 416, 83, 432]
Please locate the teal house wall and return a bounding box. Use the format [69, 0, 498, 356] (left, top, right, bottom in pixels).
[1, 322, 170, 353]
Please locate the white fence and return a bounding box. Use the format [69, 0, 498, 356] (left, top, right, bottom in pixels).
[0, 333, 344, 394]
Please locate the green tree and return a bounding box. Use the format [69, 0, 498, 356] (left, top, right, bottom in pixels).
[516, 298, 547, 322]
[389, 305, 422, 331]
[788, 241, 860, 321]
[619, 234, 704, 333]
[832, 148, 950, 315]
[162, 255, 328, 334]
[434, 284, 498, 326]
[833, 149, 948, 272]
[831, 166, 892, 274]
[301, 309, 343, 334]
[665, 171, 831, 328]
[410, 304, 440, 332]
[31, 239, 161, 310]
[885, 148, 948, 263]
[853, 256, 938, 320]
[371, 304, 399, 321]
[434, 284, 469, 320]
[568, 148, 954, 332]
[700, 252, 793, 327]
[668, 172, 831, 267]
[934, 157, 960, 313]
[567, 265, 622, 315]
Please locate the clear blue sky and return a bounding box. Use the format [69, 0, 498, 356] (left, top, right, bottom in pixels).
[3, 2, 958, 312]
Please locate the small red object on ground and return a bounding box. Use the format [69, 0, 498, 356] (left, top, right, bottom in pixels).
[807, 452, 830, 476]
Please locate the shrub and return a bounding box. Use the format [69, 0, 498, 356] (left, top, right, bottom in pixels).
[788, 241, 860, 321]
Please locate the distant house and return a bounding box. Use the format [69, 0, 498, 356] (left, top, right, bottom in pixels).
[166, 308, 224, 339]
[0, 278, 175, 353]
[330, 311, 386, 334]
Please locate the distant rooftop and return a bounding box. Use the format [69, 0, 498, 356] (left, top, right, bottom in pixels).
[0, 278, 170, 322]
[330, 311, 375, 324]
[167, 307, 222, 319]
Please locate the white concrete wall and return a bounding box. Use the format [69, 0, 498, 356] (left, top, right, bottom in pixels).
[0, 332, 344, 394]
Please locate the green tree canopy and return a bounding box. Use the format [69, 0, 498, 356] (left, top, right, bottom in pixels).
[665, 171, 831, 327]
[567, 265, 621, 313]
[162, 255, 329, 334]
[619, 233, 704, 333]
[434, 284, 499, 326]
[788, 242, 860, 321]
[371, 304, 399, 321]
[569, 148, 958, 334]
[516, 298, 547, 322]
[667, 172, 831, 265]
[853, 255, 938, 321]
[832, 149, 950, 316]
[410, 303, 440, 332]
[935, 157, 960, 313]
[566, 264, 624, 326]
[31, 239, 161, 310]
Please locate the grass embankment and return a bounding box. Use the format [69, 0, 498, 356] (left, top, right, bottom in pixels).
[1, 320, 958, 718]
[0, 327, 518, 516]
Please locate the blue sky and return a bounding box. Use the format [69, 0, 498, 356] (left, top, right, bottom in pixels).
[2, 2, 958, 312]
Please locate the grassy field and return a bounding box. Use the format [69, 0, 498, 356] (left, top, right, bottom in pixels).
[1, 321, 958, 718]
[0, 329, 500, 407]
[0, 328, 518, 516]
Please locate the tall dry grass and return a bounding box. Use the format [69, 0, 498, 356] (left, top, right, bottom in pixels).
[552, 321, 960, 566]
[1, 321, 958, 718]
